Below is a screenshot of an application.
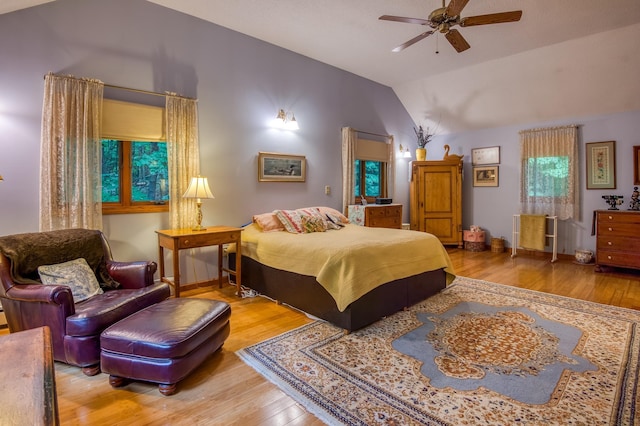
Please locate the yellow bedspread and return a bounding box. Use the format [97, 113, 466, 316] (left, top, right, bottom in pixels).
[240, 224, 456, 311]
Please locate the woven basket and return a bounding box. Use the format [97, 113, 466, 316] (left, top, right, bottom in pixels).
[464, 241, 486, 252]
[491, 238, 505, 253]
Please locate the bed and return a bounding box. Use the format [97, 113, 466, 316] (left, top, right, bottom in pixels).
[230, 207, 456, 332]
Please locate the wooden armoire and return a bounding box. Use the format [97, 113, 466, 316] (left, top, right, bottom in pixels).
[410, 158, 463, 247]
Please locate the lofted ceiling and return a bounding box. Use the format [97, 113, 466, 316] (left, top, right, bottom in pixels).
[4, 0, 640, 133]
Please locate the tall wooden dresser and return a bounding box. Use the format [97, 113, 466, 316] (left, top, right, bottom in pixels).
[595, 210, 640, 272]
[410, 158, 463, 247]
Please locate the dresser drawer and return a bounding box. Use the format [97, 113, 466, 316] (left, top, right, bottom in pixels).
[364, 204, 402, 229]
[596, 236, 640, 252]
[597, 222, 640, 237]
[368, 216, 401, 229]
[597, 211, 640, 225]
[367, 205, 401, 218]
[597, 249, 640, 269]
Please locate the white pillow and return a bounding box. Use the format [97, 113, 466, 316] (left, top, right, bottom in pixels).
[38, 258, 104, 302]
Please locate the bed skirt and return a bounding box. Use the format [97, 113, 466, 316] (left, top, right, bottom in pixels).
[230, 254, 447, 332]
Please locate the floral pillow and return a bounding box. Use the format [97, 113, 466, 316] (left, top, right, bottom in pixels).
[38, 258, 104, 302]
[275, 208, 328, 234]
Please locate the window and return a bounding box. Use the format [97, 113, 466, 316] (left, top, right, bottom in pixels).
[519, 126, 578, 220]
[525, 156, 569, 197]
[101, 98, 167, 214]
[354, 160, 385, 203]
[102, 140, 169, 214]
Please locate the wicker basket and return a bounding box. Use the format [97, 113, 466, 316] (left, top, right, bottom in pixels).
[491, 237, 505, 253]
[464, 241, 486, 252]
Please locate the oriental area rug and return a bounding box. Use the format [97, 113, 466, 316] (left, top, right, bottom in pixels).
[236, 277, 640, 425]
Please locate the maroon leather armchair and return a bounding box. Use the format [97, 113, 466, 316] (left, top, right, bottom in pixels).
[0, 229, 170, 376]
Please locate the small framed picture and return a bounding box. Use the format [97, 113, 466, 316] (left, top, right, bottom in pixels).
[258, 152, 306, 182]
[473, 166, 499, 187]
[634, 145, 640, 185]
[586, 141, 616, 189]
[471, 146, 500, 165]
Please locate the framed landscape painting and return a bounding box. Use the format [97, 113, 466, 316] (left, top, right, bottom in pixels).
[258, 152, 306, 182]
[472, 166, 499, 187]
[586, 141, 616, 189]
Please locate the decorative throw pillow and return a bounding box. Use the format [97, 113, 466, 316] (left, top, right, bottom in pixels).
[274, 209, 305, 233]
[253, 212, 285, 232]
[301, 214, 327, 233]
[296, 208, 328, 233]
[325, 212, 346, 229]
[305, 206, 350, 224]
[38, 258, 104, 302]
[274, 208, 328, 234]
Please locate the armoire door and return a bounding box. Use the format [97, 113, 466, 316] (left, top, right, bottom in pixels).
[410, 160, 462, 247]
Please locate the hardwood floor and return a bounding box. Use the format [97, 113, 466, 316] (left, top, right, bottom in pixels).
[2, 249, 639, 425]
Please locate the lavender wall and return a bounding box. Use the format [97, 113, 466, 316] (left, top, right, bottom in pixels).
[431, 109, 640, 256]
[0, 0, 415, 282]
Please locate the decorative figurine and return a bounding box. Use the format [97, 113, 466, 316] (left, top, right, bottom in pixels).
[602, 195, 624, 210]
[629, 187, 640, 211]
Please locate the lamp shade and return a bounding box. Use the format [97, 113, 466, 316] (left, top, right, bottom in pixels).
[182, 176, 214, 201]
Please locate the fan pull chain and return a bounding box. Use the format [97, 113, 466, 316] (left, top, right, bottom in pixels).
[435, 33, 440, 54]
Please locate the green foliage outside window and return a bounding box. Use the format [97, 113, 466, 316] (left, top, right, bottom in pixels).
[101, 139, 169, 204]
[526, 156, 569, 197]
[102, 140, 120, 202]
[354, 160, 382, 198]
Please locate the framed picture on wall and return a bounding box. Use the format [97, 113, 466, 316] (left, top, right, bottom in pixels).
[471, 146, 500, 165]
[258, 152, 306, 182]
[586, 141, 616, 189]
[634, 146, 640, 185]
[472, 166, 499, 187]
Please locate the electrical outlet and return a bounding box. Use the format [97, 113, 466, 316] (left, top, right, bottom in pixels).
[324, 185, 331, 195]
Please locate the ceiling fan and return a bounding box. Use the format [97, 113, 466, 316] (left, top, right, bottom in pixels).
[379, 0, 522, 53]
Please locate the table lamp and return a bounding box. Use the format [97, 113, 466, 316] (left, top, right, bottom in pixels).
[182, 176, 215, 231]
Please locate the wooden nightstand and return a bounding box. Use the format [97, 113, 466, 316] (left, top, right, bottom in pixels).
[156, 226, 242, 297]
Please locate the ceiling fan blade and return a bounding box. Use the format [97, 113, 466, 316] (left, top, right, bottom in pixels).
[445, 29, 470, 52]
[461, 10, 522, 27]
[379, 15, 430, 25]
[444, 0, 470, 17]
[392, 31, 435, 52]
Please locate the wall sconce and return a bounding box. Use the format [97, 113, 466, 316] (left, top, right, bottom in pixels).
[274, 109, 299, 130]
[398, 144, 412, 159]
[0, 175, 3, 182]
[182, 176, 215, 231]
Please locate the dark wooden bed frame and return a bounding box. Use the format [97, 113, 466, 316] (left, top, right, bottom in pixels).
[230, 254, 447, 332]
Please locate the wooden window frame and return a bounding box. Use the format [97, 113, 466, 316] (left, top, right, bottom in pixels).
[354, 160, 388, 204]
[102, 140, 169, 215]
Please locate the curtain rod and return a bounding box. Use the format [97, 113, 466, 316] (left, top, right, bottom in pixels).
[351, 128, 392, 139]
[43, 73, 196, 101]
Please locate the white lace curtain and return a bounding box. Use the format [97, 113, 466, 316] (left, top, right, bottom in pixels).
[341, 127, 395, 214]
[341, 127, 357, 213]
[40, 74, 200, 231]
[40, 73, 104, 231]
[519, 125, 579, 220]
[166, 95, 200, 229]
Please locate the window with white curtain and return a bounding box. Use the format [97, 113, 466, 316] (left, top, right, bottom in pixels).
[519, 125, 579, 220]
[341, 128, 395, 212]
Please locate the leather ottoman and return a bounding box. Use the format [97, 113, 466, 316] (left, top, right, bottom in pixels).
[100, 298, 231, 396]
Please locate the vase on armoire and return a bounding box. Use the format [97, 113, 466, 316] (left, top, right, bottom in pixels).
[416, 148, 426, 161]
